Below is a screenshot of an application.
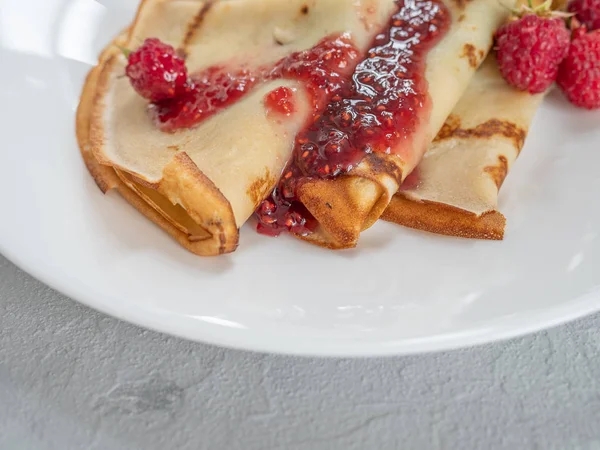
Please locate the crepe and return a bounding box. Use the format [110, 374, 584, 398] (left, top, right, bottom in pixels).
[381, 56, 545, 239]
[79, 0, 511, 255]
[297, 0, 513, 249]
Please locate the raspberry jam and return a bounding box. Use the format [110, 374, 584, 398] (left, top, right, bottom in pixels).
[268, 34, 360, 113]
[256, 0, 450, 236]
[152, 34, 358, 131]
[152, 66, 258, 131]
[264, 87, 296, 117]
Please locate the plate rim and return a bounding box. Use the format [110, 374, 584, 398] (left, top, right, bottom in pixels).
[3, 241, 599, 357]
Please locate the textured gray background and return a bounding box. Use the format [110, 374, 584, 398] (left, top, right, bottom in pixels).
[2, 254, 600, 450]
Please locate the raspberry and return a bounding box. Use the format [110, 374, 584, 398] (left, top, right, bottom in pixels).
[495, 14, 570, 93]
[125, 38, 189, 102]
[568, 0, 600, 31]
[557, 27, 600, 109]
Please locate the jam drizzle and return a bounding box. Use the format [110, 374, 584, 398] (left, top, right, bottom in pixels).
[151, 67, 259, 131]
[256, 0, 450, 236]
[152, 34, 359, 131]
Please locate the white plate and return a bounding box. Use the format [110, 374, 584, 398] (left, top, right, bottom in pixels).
[2, 0, 600, 356]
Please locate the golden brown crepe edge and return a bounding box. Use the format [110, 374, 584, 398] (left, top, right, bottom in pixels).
[296, 153, 401, 249]
[382, 195, 506, 240]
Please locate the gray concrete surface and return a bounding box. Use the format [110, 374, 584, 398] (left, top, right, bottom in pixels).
[1, 254, 600, 450]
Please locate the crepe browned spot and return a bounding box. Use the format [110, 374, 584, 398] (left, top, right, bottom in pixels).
[382, 57, 545, 239]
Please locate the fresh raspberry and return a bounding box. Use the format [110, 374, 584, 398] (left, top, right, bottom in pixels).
[568, 0, 600, 31]
[124, 38, 189, 102]
[495, 14, 570, 93]
[557, 27, 600, 109]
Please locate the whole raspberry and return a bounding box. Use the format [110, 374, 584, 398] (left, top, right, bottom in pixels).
[568, 0, 600, 31]
[124, 38, 189, 102]
[495, 13, 570, 93]
[557, 27, 600, 109]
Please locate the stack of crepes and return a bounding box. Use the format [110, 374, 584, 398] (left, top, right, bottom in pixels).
[78, 0, 513, 256]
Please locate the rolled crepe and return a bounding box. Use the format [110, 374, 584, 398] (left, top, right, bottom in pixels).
[381, 56, 545, 239]
[80, 0, 511, 255]
[297, 0, 513, 248]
